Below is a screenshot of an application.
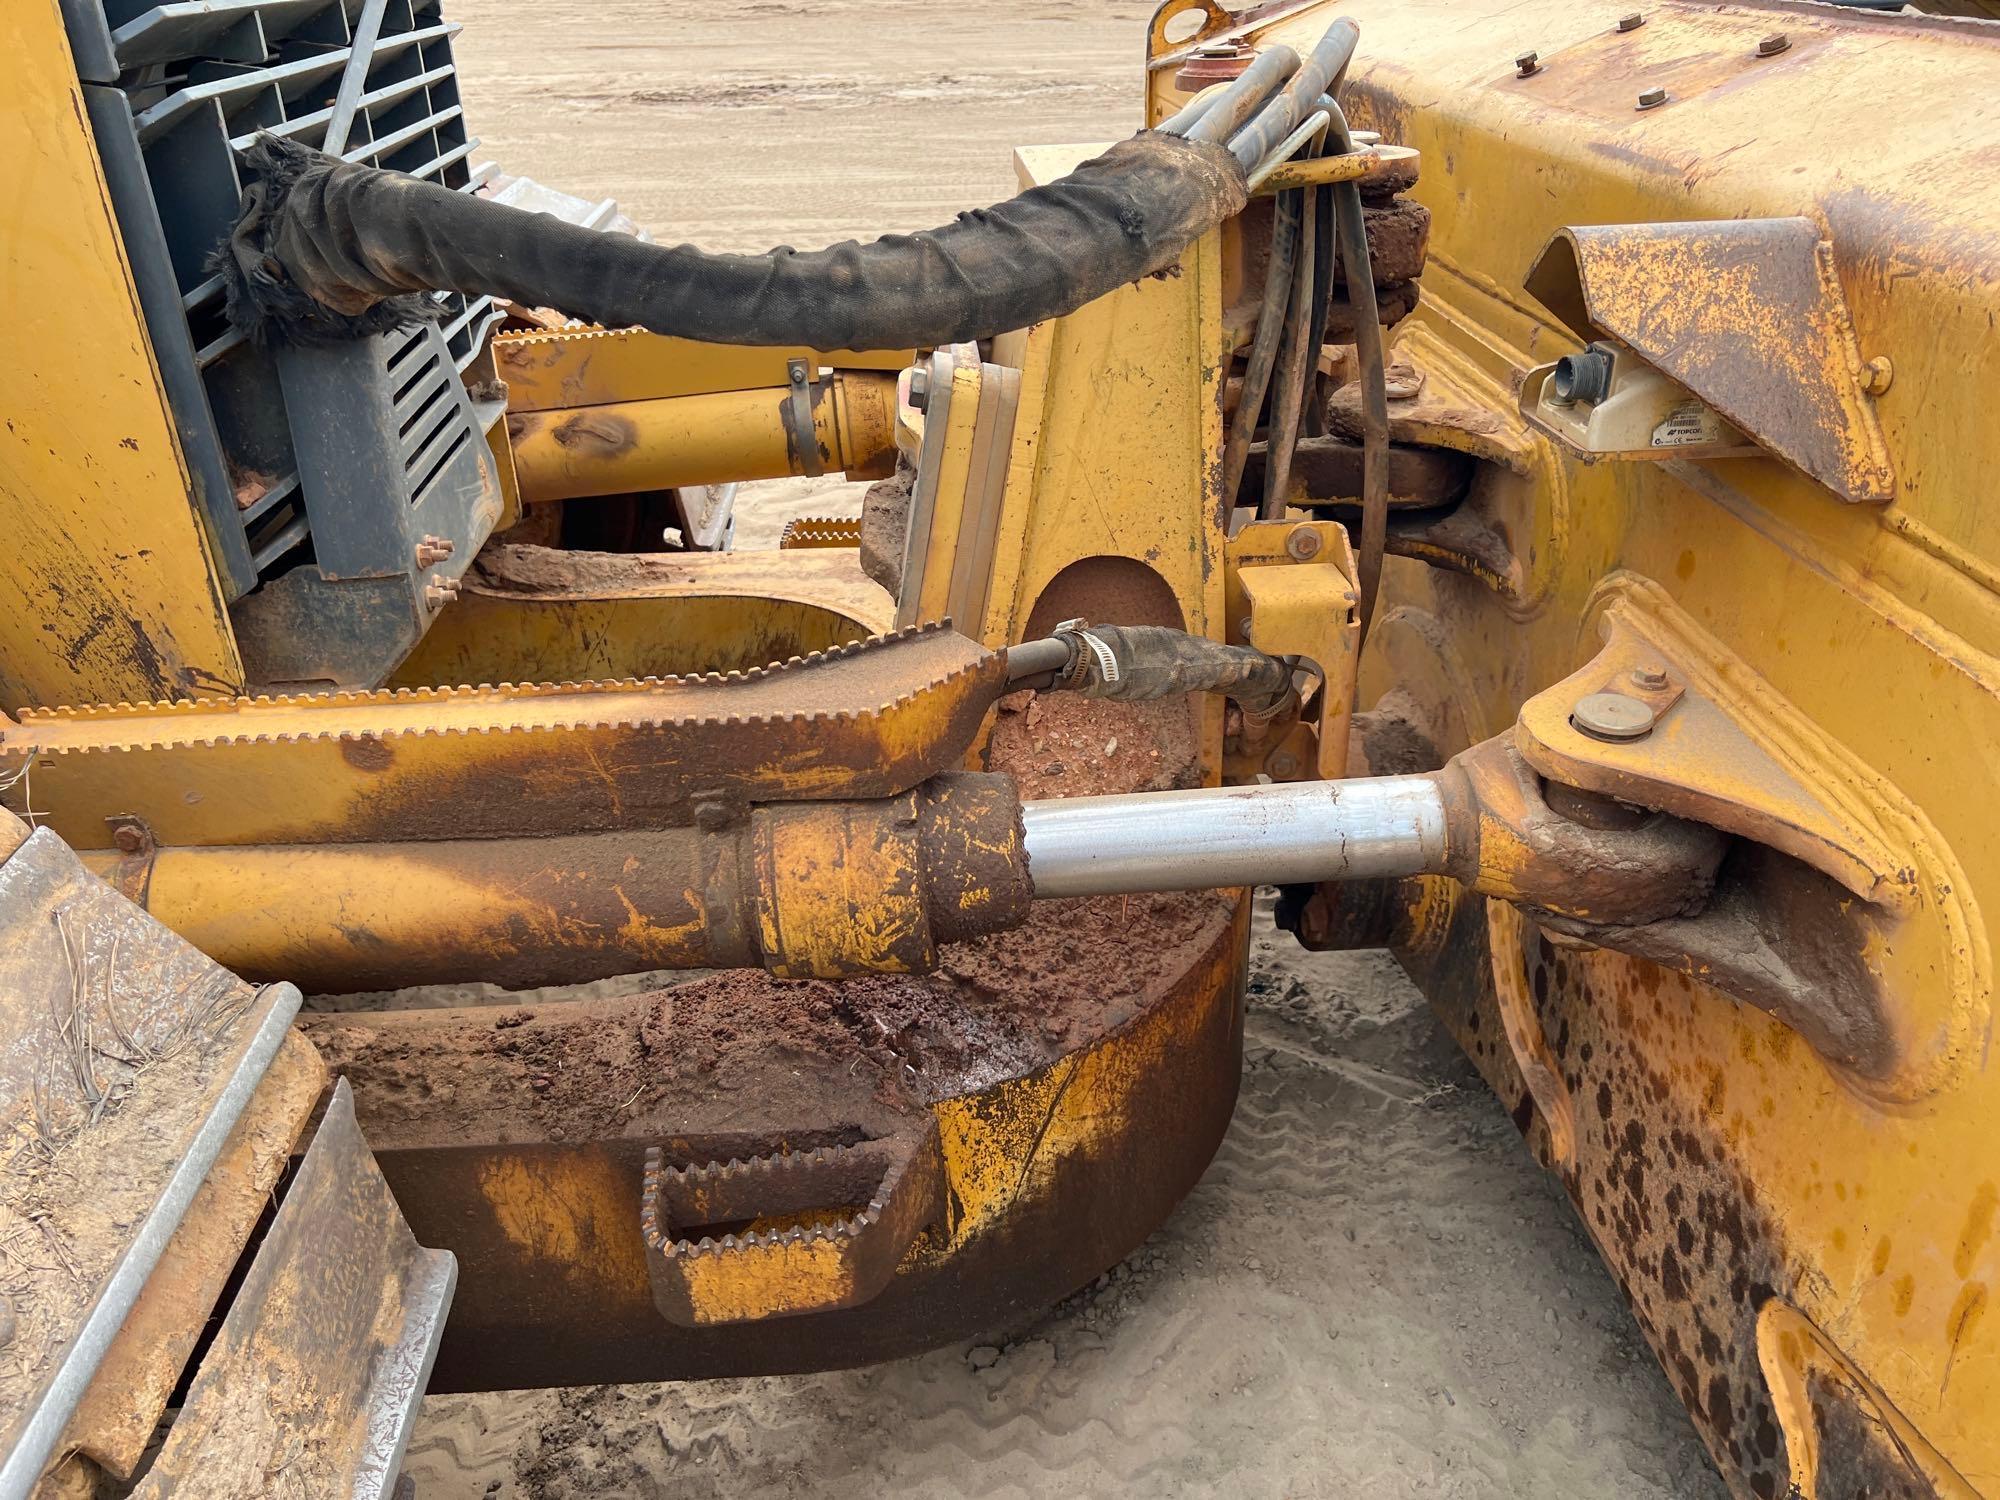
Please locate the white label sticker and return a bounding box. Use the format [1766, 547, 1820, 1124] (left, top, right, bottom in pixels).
[1651, 401, 1721, 449]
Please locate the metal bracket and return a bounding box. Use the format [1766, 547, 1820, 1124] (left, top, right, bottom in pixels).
[1224, 520, 1360, 781]
[786, 358, 824, 478]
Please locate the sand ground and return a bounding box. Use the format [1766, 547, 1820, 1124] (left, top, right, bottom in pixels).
[401, 5, 1727, 1493]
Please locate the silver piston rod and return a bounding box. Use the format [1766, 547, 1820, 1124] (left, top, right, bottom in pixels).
[1020, 775, 1449, 898]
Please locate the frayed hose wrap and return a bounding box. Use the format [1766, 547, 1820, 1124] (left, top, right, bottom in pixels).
[216, 134, 1249, 349]
[1042, 624, 1297, 721]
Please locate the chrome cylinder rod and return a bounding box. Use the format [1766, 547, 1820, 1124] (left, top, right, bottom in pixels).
[1020, 775, 1448, 898]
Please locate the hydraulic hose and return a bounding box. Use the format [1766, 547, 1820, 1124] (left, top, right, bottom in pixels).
[1227, 19, 1360, 171]
[1323, 101, 1392, 641]
[218, 132, 1248, 349]
[1177, 45, 1301, 143]
[218, 20, 1362, 354]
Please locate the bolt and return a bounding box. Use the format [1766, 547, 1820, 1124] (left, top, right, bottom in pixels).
[423, 575, 461, 608]
[1630, 663, 1669, 691]
[1861, 356, 1894, 396]
[1636, 85, 1668, 110]
[693, 800, 733, 833]
[1571, 691, 1658, 743]
[1267, 749, 1302, 779]
[1756, 32, 1789, 57]
[414, 533, 455, 567]
[908, 367, 931, 412]
[1515, 50, 1540, 77]
[789, 363, 809, 386]
[111, 823, 146, 854]
[1286, 525, 1324, 561]
[1617, 12, 1645, 32]
[1237, 615, 1255, 642]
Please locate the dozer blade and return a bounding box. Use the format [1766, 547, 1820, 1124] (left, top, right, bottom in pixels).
[0, 814, 452, 1498]
[129, 1081, 455, 1500]
[0, 816, 299, 1496]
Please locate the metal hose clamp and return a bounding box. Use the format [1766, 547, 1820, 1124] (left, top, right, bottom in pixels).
[1051, 618, 1119, 690]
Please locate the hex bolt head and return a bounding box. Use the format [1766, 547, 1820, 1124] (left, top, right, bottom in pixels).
[1617, 12, 1645, 31]
[414, 533, 456, 567]
[1636, 85, 1668, 110]
[1630, 663, 1670, 691]
[1267, 749, 1302, 779]
[1515, 50, 1540, 77]
[1757, 32, 1789, 57]
[111, 824, 147, 854]
[1572, 691, 1658, 742]
[1862, 356, 1895, 396]
[1285, 525, 1324, 561]
[908, 367, 931, 412]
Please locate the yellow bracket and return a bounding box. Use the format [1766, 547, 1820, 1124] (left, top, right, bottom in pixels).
[1223, 519, 1359, 783]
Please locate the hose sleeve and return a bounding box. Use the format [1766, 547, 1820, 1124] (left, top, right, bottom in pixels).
[217, 134, 1249, 349]
[1053, 624, 1296, 717]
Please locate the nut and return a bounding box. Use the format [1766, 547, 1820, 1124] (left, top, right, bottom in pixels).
[1756, 32, 1789, 57]
[1571, 691, 1657, 743]
[1617, 12, 1644, 32]
[1515, 50, 1540, 77]
[1630, 663, 1670, 691]
[1636, 85, 1668, 110]
[1285, 525, 1324, 561]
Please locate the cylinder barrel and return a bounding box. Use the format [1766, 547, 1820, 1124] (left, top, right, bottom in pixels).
[1020, 775, 1448, 898]
[507, 371, 899, 503]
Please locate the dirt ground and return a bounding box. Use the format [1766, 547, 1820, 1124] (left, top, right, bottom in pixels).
[401, 3, 1728, 1494]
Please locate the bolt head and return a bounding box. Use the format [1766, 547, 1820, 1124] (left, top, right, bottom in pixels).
[1861, 356, 1894, 396]
[907, 367, 931, 411]
[1757, 32, 1789, 56]
[1572, 691, 1658, 742]
[694, 801, 732, 833]
[1285, 525, 1324, 561]
[1630, 663, 1669, 690]
[1636, 85, 1668, 110]
[1617, 11, 1644, 31]
[111, 824, 146, 853]
[1515, 51, 1540, 77]
[1267, 750, 1301, 779]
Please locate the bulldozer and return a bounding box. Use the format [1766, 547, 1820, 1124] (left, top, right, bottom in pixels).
[1, 0, 1996, 1494]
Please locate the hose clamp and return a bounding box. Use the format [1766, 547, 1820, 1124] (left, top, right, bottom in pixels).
[785, 358, 825, 478]
[1052, 618, 1119, 690]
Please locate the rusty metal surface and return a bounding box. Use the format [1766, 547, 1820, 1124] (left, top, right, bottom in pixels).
[644, 1123, 944, 1325]
[130, 1080, 455, 1500]
[0, 829, 301, 1498]
[57, 1031, 326, 1481]
[302, 885, 1247, 1388]
[2, 624, 1006, 849]
[1524, 220, 1896, 504]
